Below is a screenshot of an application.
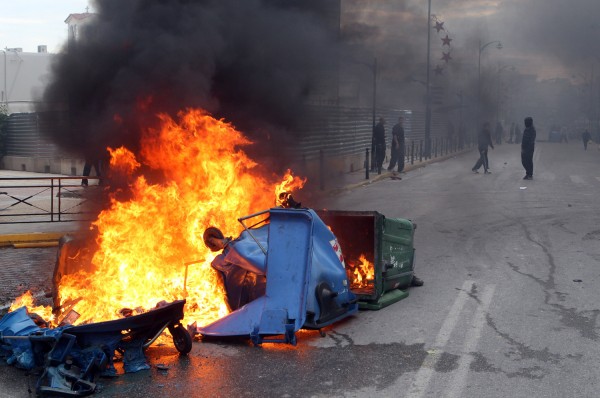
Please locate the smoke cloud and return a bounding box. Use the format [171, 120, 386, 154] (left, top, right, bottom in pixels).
[39, 0, 339, 170]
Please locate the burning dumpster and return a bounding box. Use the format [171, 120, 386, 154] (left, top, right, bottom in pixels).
[316, 210, 417, 310]
[198, 207, 359, 345]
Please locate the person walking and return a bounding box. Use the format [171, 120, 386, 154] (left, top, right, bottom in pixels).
[373, 117, 386, 174]
[472, 122, 494, 174]
[521, 116, 536, 180]
[582, 129, 592, 150]
[508, 122, 515, 143]
[387, 116, 405, 173]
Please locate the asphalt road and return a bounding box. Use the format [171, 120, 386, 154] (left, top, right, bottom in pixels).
[2, 140, 600, 398]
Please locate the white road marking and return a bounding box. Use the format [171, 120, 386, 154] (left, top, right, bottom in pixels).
[406, 280, 473, 398]
[446, 284, 496, 398]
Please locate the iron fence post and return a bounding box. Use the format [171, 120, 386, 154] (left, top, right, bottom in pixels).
[58, 178, 62, 222]
[51, 178, 55, 222]
[365, 148, 370, 180]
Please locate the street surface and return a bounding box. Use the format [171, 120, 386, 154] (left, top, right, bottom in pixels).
[2, 140, 600, 397]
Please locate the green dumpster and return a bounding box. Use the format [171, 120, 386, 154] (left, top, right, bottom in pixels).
[316, 210, 416, 310]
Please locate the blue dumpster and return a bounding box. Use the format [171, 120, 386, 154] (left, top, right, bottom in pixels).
[198, 208, 358, 345]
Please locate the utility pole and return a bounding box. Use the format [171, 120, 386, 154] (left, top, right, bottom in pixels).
[424, 0, 432, 158]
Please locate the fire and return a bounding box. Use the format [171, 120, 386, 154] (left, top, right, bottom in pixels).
[275, 169, 306, 207]
[346, 254, 374, 289]
[11, 108, 305, 328]
[9, 291, 54, 322]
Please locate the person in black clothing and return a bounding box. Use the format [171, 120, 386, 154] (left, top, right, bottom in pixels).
[387, 116, 405, 172]
[582, 129, 592, 150]
[472, 122, 494, 174]
[81, 156, 103, 186]
[521, 116, 536, 180]
[373, 117, 386, 174]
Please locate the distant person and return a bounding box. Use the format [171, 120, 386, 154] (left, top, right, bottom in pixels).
[560, 127, 568, 143]
[514, 122, 521, 144]
[508, 122, 515, 143]
[472, 122, 494, 174]
[81, 156, 103, 187]
[494, 121, 503, 145]
[521, 117, 536, 180]
[373, 117, 386, 174]
[582, 129, 592, 150]
[387, 116, 405, 173]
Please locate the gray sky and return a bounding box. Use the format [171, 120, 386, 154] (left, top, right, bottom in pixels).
[344, 0, 600, 81]
[2, 0, 598, 81]
[0, 0, 90, 53]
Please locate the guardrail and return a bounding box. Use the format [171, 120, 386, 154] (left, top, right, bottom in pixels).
[0, 176, 102, 224]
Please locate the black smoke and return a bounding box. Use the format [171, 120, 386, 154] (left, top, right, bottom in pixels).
[39, 0, 340, 172]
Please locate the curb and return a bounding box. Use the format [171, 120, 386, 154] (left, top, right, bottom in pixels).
[327, 148, 473, 195]
[0, 232, 72, 248]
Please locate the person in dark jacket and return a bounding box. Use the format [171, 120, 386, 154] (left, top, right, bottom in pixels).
[521, 116, 536, 180]
[472, 122, 494, 174]
[373, 117, 386, 174]
[582, 129, 592, 150]
[387, 116, 405, 172]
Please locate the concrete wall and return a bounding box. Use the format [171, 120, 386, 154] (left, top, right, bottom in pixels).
[1, 155, 86, 176]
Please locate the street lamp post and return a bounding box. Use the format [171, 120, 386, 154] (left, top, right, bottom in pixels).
[424, 0, 432, 158]
[477, 40, 502, 130]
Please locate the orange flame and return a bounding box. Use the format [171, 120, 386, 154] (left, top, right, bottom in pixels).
[11, 108, 304, 328]
[275, 169, 306, 207]
[9, 291, 54, 322]
[346, 254, 374, 289]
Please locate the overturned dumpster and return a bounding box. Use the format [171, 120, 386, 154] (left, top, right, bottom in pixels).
[199, 207, 360, 345]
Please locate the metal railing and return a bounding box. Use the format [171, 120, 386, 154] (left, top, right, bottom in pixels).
[0, 176, 102, 224]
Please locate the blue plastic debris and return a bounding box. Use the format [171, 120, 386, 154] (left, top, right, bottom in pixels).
[199, 208, 358, 344]
[1, 300, 191, 396]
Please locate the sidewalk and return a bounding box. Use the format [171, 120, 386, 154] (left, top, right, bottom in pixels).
[323, 147, 473, 195]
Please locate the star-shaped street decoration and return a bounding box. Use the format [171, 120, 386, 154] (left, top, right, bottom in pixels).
[441, 52, 452, 63]
[441, 35, 452, 46]
[434, 65, 444, 75]
[434, 21, 445, 33]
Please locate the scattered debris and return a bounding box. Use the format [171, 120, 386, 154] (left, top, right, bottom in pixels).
[0, 300, 191, 396]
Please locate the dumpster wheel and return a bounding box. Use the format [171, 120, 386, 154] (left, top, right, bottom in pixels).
[169, 322, 193, 354]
